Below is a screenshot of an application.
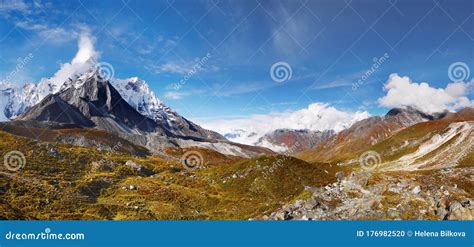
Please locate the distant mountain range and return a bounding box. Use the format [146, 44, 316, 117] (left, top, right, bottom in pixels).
[219, 106, 453, 153]
[255, 129, 335, 153]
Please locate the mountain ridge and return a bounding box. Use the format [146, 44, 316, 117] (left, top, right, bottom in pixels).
[10, 66, 273, 158]
[297, 106, 453, 163]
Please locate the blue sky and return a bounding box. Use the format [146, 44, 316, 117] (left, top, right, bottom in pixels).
[0, 0, 473, 123]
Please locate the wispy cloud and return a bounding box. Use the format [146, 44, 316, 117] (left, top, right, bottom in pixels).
[2, 0, 86, 45]
[269, 2, 317, 55]
[0, 0, 30, 13]
[147, 57, 218, 76]
[309, 71, 377, 90]
[107, 25, 178, 56]
[213, 82, 270, 97]
[136, 35, 177, 55]
[163, 80, 268, 100]
[156, 62, 193, 75]
[310, 77, 353, 90]
[15, 19, 80, 43]
[164, 89, 205, 100]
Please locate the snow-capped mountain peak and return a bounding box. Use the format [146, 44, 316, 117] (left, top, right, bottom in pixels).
[112, 76, 164, 117]
[0, 61, 225, 141]
[0, 59, 97, 120]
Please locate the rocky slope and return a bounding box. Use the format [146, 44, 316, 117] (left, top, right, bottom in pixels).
[268, 108, 474, 220]
[267, 169, 474, 220]
[380, 121, 474, 171]
[111, 77, 225, 141]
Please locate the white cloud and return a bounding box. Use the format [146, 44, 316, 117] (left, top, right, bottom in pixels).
[445, 81, 468, 97]
[48, 32, 99, 86]
[378, 74, 473, 113]
[71, 33, 98, 64]
[195, 103, 370, 145]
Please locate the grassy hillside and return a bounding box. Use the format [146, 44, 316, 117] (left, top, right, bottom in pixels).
[0, 130, 342, 220]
